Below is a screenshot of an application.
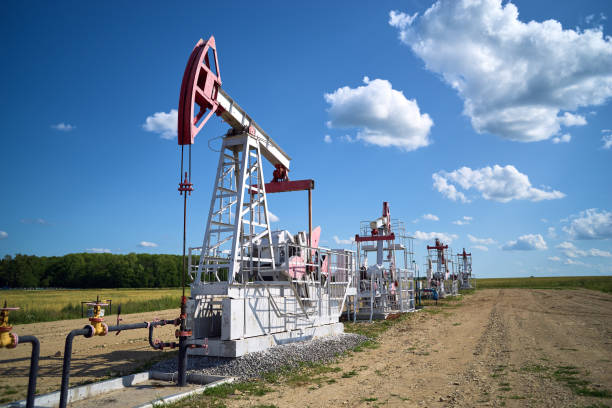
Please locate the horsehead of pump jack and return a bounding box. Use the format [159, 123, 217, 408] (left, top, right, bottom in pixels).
[177, 36, 356, 358]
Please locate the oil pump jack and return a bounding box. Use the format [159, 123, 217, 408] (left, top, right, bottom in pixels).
[176, 36, 355, 359]
[354, 202, 415, 321]
[456, 248, 473, 289]
[426, 238, 451, 298]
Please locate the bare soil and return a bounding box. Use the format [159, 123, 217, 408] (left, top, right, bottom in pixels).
[230, 289, 612, 407]
[0, 309, 180, 402]
[2, 289, 611, 407]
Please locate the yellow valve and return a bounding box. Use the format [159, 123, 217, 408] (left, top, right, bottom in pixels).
[86, 299, 108, 336]
[0, 302, 19, 348]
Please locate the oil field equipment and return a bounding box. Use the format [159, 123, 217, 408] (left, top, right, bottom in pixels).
[176, 36, 356, 358]
[425, 238, 458, 297]
[1, 302, 40, 408]
[354, 202, 415, 321]
[457, 248, 473, 289]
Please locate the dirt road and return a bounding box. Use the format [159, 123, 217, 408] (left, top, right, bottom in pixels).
[0, 309, 180, 403]
[2, 289, 611, 407]
[234, 289, 612, 407]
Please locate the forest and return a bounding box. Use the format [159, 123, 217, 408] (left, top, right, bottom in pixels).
[0, 253, 185, 288]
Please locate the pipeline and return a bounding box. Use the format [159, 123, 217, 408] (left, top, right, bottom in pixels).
[58, 322, 148, 408]
[148, 319, 180, 350]
[8, 335, 40, 408]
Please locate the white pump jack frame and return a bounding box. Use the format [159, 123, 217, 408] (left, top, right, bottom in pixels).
[187, 129, 354, 357]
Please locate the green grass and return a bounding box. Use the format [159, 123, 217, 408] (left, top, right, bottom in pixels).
[552, 365, 612, 398]
[2, 288, 187, 325]
[341, 370, 357, 378]
[476, 276, 612, 293]
[520, 363, 612, 399]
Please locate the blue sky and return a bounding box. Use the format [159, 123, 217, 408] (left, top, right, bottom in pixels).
[1, 0, 611, 278]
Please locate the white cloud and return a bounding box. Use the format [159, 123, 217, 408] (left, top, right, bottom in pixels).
[453, 216, 473, 226]
[51, 123, 75, 131]
[502, 234, 548, 251]
[564, 208, 612, 240]
[422, 213, 439, 221]
[413, 230, 458, 244]
[87, 248, 112, 253]
[590, 248, 612, 257]
[143, 109, 178, 139]
[324, 77, 433, 151]
[548, 256, 561, 262]
[551, 134, 571, 144]
[268, 211, 280, 223]
[20, 218, 49, 225]
[559, 113, 587, 127]
[389, 0, 612, 143]
[432, 173, 467, 203]
[433, 165, 564, 203]
[323, 134, 332, 144]
[602, 134, 612, 149]
[0, 231, 7, 240]
[547, 227, 557, 239]
[333, 235, 354, 245]
[139, 241, 158, 248]
[468, 234, 495, 245]
[564, 258, 591, 267]
[473, 245, 488, 251]
[556, 241, 612, 258]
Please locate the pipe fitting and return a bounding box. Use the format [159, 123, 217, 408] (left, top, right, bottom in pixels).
[0, 331, 18, 348]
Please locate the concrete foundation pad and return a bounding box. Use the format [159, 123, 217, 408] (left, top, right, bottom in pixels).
[189, 322, 345, 357]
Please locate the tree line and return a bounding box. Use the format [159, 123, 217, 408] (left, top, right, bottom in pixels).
[0, 253, 187, 288]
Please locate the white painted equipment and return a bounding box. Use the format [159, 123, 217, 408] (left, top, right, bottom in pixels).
[425, 238, 458, 297]
[180, 38, 355, 357]
[353, 202, 415, 321]
[456, 248, 473, 290]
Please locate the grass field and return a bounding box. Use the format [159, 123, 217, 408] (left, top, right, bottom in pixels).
[476, 276, 612, 293]
[0, 288, 188, 325]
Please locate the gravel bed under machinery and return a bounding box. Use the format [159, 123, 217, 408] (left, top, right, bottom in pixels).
[152, 333, 369, 380]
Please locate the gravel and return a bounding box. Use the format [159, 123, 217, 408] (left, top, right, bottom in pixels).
[152, 333, 368, 380]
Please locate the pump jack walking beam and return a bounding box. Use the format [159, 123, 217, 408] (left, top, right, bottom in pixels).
[178, 36, 315, 248]
[178, 36, 290, 170]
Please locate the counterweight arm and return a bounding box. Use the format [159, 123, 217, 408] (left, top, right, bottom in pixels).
[177, 36, 291, 170]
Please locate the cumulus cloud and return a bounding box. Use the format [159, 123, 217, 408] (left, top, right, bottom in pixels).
[453, 216, 473, 226]
[551, 134, 571, 144]
[413, 230, 458, 244]
[547, 227, 557, 239]
[323, 134, 332, 144]
[87, 248, 111, 253]
[502, 234, 548, 251]
[143, 109, 178, 139]
[333, 235, 354, 245]
[556, 241, 612, 258]
[51, 123, 75, 131]
[268, 211, 280, 223]
[563, 208, 612, 240]
[389, 0, 611, 142]
[602, 130, 612, 149]
[422, 213, 439, 221]
[139, 241, 158, 248]
[324, 77, 433, 151]
[0, 231, 7, 240]
[468, 234, 495, 245]
[548, 256, 561, 262]
[473, 245, 488, 251]
[433, 165, 564, 203]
